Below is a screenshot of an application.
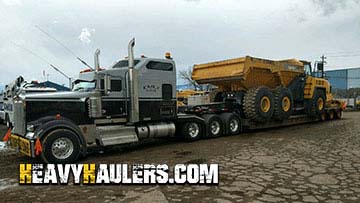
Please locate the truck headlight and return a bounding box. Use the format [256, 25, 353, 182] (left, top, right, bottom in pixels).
[27, 125, 34, 132]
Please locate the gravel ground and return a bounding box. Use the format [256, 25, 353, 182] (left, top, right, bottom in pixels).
[0, 112, 359, 202]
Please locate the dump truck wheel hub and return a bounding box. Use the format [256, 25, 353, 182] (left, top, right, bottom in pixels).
[317, 98, 324, 110]
[282, 97, 291, 112]
[261, 96, 271, 113]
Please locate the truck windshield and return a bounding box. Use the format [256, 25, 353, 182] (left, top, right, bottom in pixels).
[72, 81, 96, 92]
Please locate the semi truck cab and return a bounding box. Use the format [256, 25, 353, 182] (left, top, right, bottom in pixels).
[8, 39, 204, 163]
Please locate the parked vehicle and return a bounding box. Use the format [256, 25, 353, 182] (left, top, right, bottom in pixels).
[8, 39, 345, 163]
[3, 78, 57, 127]
[0, 94, 4, 124]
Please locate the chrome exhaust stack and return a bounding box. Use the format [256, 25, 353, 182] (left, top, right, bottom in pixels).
[128, 38, 139, 123]
[94, 48, 101, 71]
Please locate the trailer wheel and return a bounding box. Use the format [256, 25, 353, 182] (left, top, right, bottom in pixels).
[182, 122, 201, 141]
[41, 129, 81, 163]
[326, 110, 335, 120]
[202, 114, 223, 138]
[273, 87, 293, 120]
[334, 110, 343, 119]
[244, 86, 274, 122]
[220, 113, 241, 135]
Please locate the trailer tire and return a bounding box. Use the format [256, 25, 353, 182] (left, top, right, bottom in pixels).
[41, 129, 81, 164]
[326, 110, 335, 120]
[244, 86, 274, 122]
[181, 122, 202, 141]
[273, 87, 293, 120]
[202, 114, 223, 138]
[334, 110, 343, 119]
[220, 113, 241, 135]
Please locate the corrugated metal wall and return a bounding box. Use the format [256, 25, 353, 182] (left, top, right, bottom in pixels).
[325, 69, 348, 90]
[347, 68, 360, 89]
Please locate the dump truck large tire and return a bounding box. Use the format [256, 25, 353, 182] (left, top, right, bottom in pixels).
[306, 89, 326, 118]
[244, 86, 274, 122]
[273, 87, 293, 120]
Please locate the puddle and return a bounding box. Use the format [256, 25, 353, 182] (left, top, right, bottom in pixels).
[0, 142, 8, 151]
[0, 178, 18, 191]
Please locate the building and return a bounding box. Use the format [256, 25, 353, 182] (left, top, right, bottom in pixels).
[324, 67, 360, 90]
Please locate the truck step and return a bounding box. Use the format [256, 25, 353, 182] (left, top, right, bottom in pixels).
[96, 125, 138, 146]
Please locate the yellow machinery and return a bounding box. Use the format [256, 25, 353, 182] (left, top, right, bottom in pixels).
[192, 56, 339, 122]
[177, 89, 208, 106]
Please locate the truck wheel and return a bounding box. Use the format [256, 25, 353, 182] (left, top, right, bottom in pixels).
[306, 89, 326, 118]
[202, 114, 223, 138]
[244, 86, 274, 122]
[41, 129, 81, 164]
[334, 110, 343, 119]
[182, 122, 201, 141]
[220, 113, 241, 135]
[273, 87, 293, 120]
[326, 110, 335, 120]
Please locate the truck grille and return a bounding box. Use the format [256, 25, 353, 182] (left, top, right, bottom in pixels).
[12, 100, 26, 136]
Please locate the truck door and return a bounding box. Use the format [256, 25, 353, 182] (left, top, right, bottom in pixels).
[101, 77, 127, 117]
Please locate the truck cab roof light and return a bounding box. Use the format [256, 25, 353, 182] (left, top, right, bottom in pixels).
[80, 68, 93, 73]
[165, 52, 172, 59]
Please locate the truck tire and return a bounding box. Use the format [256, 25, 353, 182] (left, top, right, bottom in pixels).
[244, 86, 274, 122]
[182, 122, 202, 141]
[326, 110, 335, 120]
[220, 113, 241, 135]
[306, 89, 326, 118]
[273, 87, 293, 120]
[202, 114, 223, 138]
[41, 129, 81, 164]
[334, 110, 343, 119]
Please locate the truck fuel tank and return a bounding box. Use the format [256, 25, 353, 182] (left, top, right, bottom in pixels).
[136, 122, 176, 139]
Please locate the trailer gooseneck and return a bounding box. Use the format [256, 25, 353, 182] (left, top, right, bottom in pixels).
[7, 39, 345, 163]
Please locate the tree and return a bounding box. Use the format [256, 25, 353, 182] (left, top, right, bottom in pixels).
[178, 66, 200, 90]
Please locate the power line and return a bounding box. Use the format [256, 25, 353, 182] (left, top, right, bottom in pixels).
[34, 25, 94, 70]
[12, 42, 72, 87]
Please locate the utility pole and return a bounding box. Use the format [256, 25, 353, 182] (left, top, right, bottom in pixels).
[320, 55, 327, 78]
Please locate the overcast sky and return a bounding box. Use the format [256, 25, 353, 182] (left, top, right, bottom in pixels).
[0, 0, 360, 87]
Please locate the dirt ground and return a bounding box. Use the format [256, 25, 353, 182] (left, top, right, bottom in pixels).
[0, 112, 359, 202]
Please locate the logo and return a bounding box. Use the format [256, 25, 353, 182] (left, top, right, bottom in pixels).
[19, 164, 219, 185]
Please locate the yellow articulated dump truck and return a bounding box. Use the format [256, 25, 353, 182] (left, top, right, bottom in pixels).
[186, 56, 345, 131]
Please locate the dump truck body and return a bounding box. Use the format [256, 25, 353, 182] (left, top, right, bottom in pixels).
[192, 56, 304, 91]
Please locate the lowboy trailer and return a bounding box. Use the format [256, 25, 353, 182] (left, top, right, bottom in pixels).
[7, 39, 345, 163]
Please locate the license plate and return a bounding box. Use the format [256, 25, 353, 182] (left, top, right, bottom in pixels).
[9, 134, 32, 157]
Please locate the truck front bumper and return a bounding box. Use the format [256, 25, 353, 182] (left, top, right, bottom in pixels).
[9, 134, 35, 158]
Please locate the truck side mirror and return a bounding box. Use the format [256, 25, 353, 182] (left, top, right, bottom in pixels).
[104, 75, 111, 94]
